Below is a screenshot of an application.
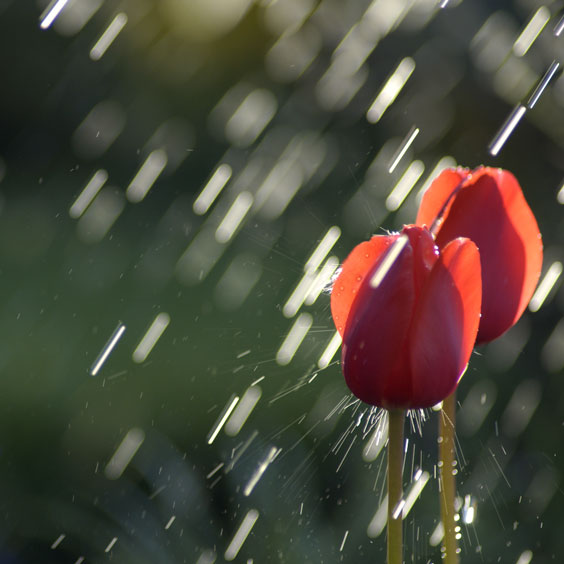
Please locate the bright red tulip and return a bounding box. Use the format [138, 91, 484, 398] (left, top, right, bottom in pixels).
[416, 166, 543, 343]
[331, 225, 482, 409]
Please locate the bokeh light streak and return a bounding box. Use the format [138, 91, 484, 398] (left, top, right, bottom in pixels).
[164, 515, 175, 530]
[458, 380, 497, 436]
[366, 57, 415, 123]
[132, 312, 170, 364]
[282, 270, 318, 318]
[196, 550, 217, 564]
[144, 119, 194, 172]
[215, 253, 262, 310]
[557, 178, 564, 204]
[265, 26, 321, 83]
[339, 530, 349, 552]
[362, 417, 388, 462]
[385, 159, 425, 211]
[317, 331, 342, 370]
[243, 446, 280, 496]
[488, 103, 527, 156]
[257, 161, 305, 220]
[525, 466, 558, 514]
[401, 470, 430, 518]
[276, 313, 313, 365]
[333, 22, 378, 73]
[555, 14, 564, 36]
[304, 256, 340, 306]
[370, 234, 408, 288]
[126, 149, 168, 203]
[69, 169, 108, 219]
[104, 537, 118, 552]
[526, 61, 561, 109]
[492, 56, 536, 103]
[316, 59, 368, 112]
[388, 127, 420, 173]
[207, 395, 240, 445]
[226, 430, 258, 473]
[224, 89, 277, 148]
[90, 322, 126, 376]
[77, 187, 125, 243]
[516, 549, 533, 564]
[206, 463, 224, 479]
[429, 522, 444, 546]
[52, 0, 103, 36]
[104, 427, 145, 480]
[529, 260, 563, 311]
[89, 12, 128, 61]
[263, 0, 315, 37]
[39, 0, 70, 29]
[500, 379, 541, 438]
[225, 385, 262, 436]
[364, 0, 410, 38]
[304, 226, 341, 273]
[72, 100, 126, 159]
[50, 533, 65, 549]
[215, 191, 254, 243]
[193, 164, 232, 215]
[461, 495, 476, 524]
[512, 6, 550, 57]
[253, 131, 327, 217]
[176, 229, 226, 285]
[367, 493, 388, 538]
[471, 12, 517, 73]
[224, 509, 259, 561]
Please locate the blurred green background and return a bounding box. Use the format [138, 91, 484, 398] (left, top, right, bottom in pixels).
[1, 0, 564, 562]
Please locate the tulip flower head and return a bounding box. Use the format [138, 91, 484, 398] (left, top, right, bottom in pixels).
[331, 225, 482, 409]
[416, 166, 543, 343]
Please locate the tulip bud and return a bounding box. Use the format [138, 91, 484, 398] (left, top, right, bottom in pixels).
[331, 225, 482, 409]
[417, 167, 543, 343]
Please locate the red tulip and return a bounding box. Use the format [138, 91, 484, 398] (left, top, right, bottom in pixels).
[331, 225, 482, 409]
[416, 166, 543, 343]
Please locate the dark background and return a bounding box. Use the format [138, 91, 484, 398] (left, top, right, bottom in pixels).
[0, 0, 563, 562]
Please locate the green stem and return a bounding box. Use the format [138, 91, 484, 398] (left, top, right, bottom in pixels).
[387, 408, 405, 564]
[439, 392, 459, 564]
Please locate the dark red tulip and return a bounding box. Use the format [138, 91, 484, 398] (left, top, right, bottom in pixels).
[416, 166, 543, 343]
[331, 225, 481, 409]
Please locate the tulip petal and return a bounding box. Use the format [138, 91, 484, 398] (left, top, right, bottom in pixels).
[432, 168, 542, 342]
[330, 235, 394, 337]
[416, 168, 468, 231]
[402, 225, 439, 302]
[341, 240, 415, 408]
[409, 238, 482, 407]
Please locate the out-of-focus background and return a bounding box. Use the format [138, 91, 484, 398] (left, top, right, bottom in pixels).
[1, 0, 564, 562]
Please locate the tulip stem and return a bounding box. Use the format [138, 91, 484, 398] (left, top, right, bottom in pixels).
[439, 392, 459, 564]
[387, 408, 405, 564]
